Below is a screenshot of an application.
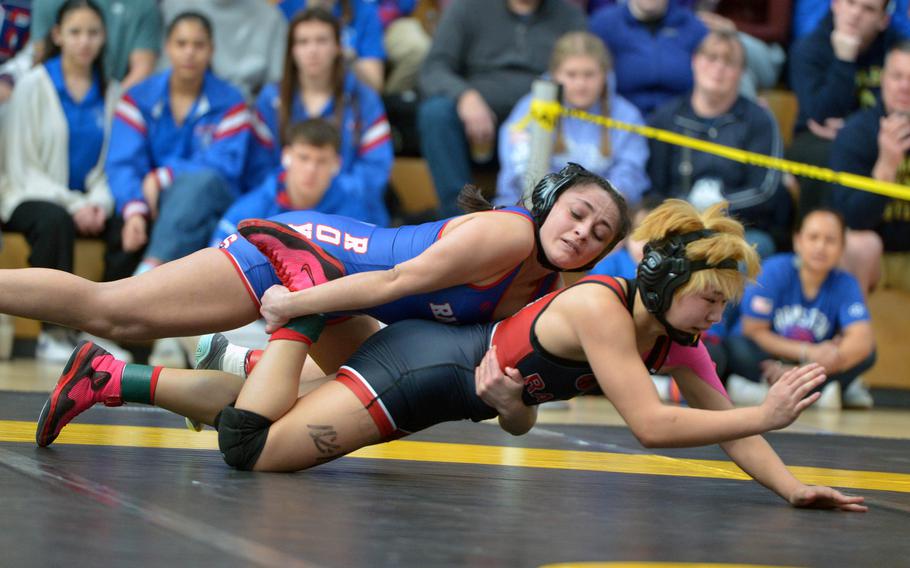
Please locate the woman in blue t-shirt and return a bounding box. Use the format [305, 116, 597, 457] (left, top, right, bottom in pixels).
[725, 208, 877, 409]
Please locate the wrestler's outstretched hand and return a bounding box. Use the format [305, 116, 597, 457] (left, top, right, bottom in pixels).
[789, 484, 868, 512]
[761, 363, 827, 430]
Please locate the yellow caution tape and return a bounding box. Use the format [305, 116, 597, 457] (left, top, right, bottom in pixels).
[514, 98, 910, 202]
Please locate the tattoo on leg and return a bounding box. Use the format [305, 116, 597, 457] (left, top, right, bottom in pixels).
[308, 424, 342, 462]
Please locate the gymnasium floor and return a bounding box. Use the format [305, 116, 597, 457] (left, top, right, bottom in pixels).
[1, 359, 909, 568]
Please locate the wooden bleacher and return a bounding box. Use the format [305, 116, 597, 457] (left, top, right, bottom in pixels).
[865, 287, 910, 390]
[759, 88, 799, 148]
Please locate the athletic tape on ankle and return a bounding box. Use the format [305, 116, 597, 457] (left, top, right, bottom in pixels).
[121, 364, 160, 405]
[270, 315, 325, 345]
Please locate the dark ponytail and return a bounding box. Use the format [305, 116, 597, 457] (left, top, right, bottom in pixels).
[456, 184, 495, 213]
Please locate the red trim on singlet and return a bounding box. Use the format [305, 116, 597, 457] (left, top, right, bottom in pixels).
[218, 248, 261, 308]
[434, 218, 453, 241]
[467, 265, 520, 291]
[577, 274, 629, 303]
[335, 366, 397, 438]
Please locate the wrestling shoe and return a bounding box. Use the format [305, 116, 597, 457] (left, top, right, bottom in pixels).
[194, 332, 229, 371]
[238, 219, 346, 291]
[194, 333, 256, 377]
[36, 341, 125, 447]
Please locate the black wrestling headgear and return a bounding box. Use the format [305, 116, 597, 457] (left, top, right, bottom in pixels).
[637, 229, 738, 345]
[528, 162, 629, 272]
[530, 162, 587, 228]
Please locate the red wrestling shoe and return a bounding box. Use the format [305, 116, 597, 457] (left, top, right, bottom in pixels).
[238, 219, 346, 291]
[36, 341, 125, 447]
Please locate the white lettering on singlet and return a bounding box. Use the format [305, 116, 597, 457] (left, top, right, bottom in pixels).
[286, 222, 370, 254]
[430, 302, 457, 323]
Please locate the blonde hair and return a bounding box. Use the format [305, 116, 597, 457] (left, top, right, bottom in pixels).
[632, 199, 760, 301]
[549, 31, 612, 158]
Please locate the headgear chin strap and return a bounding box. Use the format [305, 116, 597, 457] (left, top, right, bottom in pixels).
[637, 229, 738, 345]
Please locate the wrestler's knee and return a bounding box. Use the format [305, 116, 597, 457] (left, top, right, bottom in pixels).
[216, 406, 272, 471]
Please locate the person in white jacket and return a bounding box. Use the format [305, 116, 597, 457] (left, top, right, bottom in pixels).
[0, 0, 140, 359]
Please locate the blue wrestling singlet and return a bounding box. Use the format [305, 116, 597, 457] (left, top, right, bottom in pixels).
[218, 208, 558, 324]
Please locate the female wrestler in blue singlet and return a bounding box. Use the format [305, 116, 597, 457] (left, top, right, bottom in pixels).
[0, 163, 628, 373]
[38, 200, 865, 513]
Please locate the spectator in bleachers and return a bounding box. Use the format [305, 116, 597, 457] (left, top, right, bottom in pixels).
[695, 0, 791, 98]
[32, 0, 160, 91]
[793, 0, 910, 40]
[646, 30, 791, 257]
[160, 0, 286, 100]
[210, 119, 374, 246]
[253, 7, 392, 226]
[276, 0, 386, 92]
[418, 0, 585, 219]
[788, 0, 900, 213]
[589, 0, 707, 116]
[0, 0, 140, 360]
[725, 208, 876, 409]
[106, 11, 252, 275]
[379, 0, 430, 95]
[495, 31, 649, 208]
[829, 40, 910, 294]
